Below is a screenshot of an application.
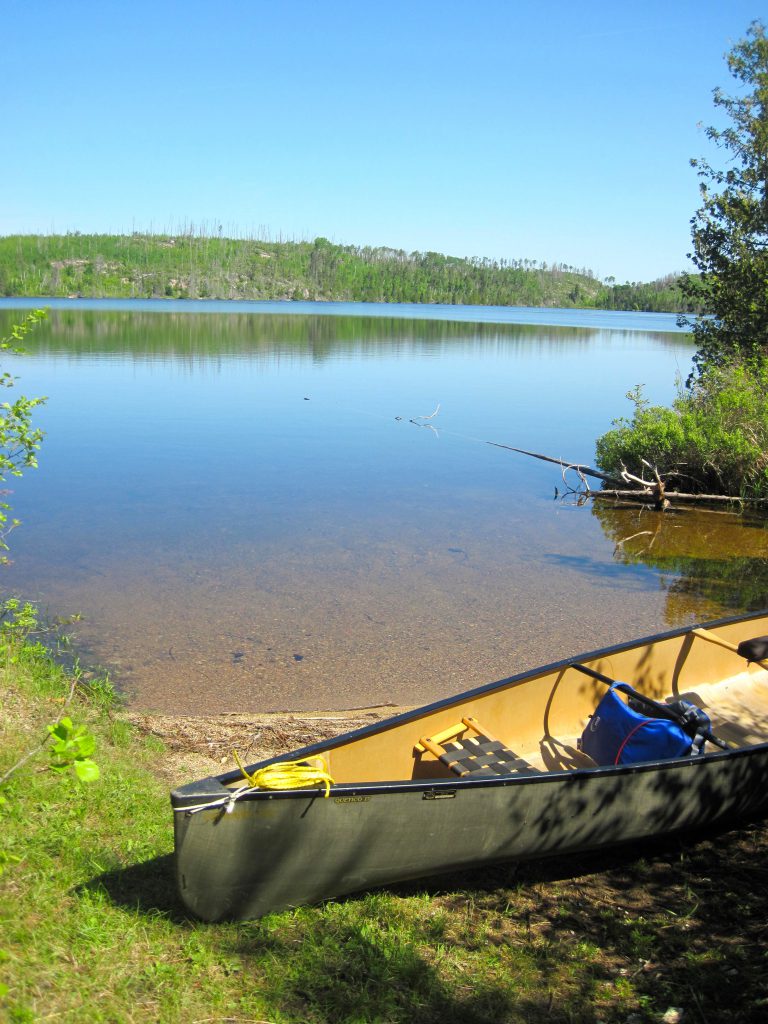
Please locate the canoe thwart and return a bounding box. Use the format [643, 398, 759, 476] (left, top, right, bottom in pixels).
[415, 716, 538, 777]
[692, 627, 768, 670]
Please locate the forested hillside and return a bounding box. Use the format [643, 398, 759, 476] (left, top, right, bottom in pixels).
[0, 233, 700, 312]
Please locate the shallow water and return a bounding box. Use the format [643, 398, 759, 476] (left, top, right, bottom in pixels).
[0, 302, 765, 714]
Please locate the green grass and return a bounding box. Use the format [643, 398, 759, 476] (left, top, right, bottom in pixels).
[2, 631, 768, 1023]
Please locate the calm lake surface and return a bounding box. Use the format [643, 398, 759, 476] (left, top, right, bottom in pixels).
[1, 299, 766, 714]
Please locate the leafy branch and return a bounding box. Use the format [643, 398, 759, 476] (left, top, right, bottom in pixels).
[0, 671, 101, 791]
[0, 308, 47, 560]
[46, 717, 100, 782]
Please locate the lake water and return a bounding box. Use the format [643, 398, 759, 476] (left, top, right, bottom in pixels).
[1, 299, 766, 715]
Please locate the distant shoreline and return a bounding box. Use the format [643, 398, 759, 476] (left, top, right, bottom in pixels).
[0, 232, 700, 315]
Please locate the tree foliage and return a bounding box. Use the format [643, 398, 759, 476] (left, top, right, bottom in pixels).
[597, 24, 768, 501]
[0, 232, 694, 312]
[595, 364, 768, 500]
[0, 310, 46, 555]
[679, 21, 768, 373]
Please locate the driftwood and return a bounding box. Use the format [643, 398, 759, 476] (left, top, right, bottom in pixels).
[486, 443, 623, 486]
[492, 445, 768, 510]
[589, 488, 751, 506]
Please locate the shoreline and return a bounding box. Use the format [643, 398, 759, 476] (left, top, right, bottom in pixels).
[126, 703, 412, 786]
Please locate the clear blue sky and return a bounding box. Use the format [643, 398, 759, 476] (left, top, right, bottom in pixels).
[2, 0, 763, 283]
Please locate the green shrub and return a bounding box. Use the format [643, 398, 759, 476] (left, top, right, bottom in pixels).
[595, 362, 768, 499]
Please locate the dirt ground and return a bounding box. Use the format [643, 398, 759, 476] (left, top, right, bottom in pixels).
[125, 704, 410, 786]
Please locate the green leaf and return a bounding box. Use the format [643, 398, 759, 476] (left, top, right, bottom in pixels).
[73, 759, 100, 783]
[74, 733, 96, 759]
[47, 717, 74, 741]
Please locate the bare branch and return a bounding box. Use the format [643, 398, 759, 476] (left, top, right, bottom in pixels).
[621, 467, 656, 488]
[411, 404, 441, 423]
[591, 489, 753, 505]
[0, 667, 82, 786]
[488, 444, 623, 485]
[613, 529, 654, 555]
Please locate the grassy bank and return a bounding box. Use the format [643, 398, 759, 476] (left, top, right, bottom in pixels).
[2, 624, 767, 1023]
[0, 232, 696, 312]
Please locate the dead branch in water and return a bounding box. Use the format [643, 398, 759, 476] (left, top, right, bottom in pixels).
[613, 528, 656, 555]
[403, 412, 766, 511]
[486, 443, 623, 486]
[492, 444, 768, 510]
[590, 488, 754, 505]
[410, 403, 441, 424]
[409, 403, 442, 436]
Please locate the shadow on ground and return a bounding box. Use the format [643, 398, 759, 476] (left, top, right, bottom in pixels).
[85, 814, 768, 1023]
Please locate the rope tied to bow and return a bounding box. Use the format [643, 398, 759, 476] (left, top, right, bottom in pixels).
[233, 751, 335, 797]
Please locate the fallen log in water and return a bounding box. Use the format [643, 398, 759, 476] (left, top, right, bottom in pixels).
[485, 443, 623, 486]
[489, 443, 768, 510]
[406, 411, 766, 511]
[589, 488, 752, 507]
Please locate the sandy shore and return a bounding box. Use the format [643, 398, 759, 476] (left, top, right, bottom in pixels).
[126, 704, 411, 787]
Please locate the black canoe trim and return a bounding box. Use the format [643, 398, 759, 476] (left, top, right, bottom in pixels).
[170, 736, 765, 809]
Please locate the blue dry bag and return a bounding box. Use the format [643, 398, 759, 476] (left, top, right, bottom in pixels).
[580, 682, 704, 766]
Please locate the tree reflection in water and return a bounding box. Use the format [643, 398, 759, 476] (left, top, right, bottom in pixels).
[591, 502, 768, 623]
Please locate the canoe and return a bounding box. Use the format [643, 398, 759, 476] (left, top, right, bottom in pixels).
[171, 610, 768, 921]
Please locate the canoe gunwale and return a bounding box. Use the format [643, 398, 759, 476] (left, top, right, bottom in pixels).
[171, 608, 768, 804]
[170, 739, 763, 811]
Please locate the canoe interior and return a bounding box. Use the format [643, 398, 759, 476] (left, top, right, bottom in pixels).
[172, 612, 768, 922]
[223, 613, 768, 788]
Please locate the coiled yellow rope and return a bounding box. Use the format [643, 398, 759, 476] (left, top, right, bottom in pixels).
[233, 751, 335, 797]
